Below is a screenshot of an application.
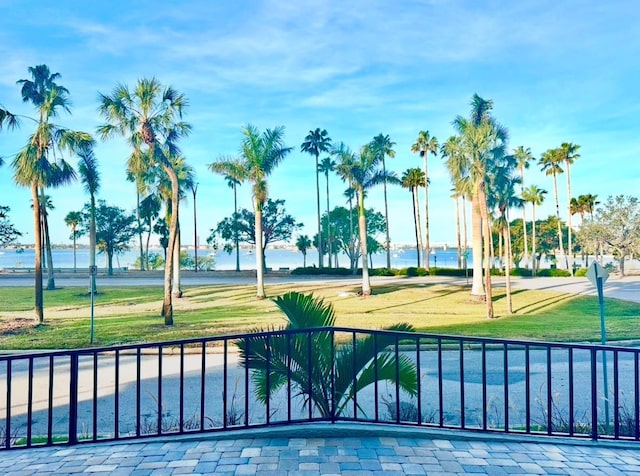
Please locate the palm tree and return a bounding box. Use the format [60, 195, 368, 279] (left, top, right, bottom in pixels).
[401, 168, 426, 267]
[340, 145, 398, 296]
[12, 65, 93, 322]
[77, 146, 100, 293]
[513, 146, 534, 267]
[522, 185, 547, 276]
[411, 130, 439, 269]
[581, 193, 599, 220]
[295, 234, 312, 267]
[318, 157, 336, 267]
[64, 211, 82, 272]
[370, 134, 396, 268]
[441, 135, 469, 270]
[237, 291, 417, 418]
[212, 125, 292, 298]
[139, 192, 161, 270]
[453, 94, 508, 319]
[559, 142, 580, 275]
[98, 77, 191, 324]
[539, 148, 565, 269]
[301, 128, 332, 268]
[334, 143, 358, 272]
[0, 106, 19, 131]
[189, 182, 198, 271]
[209, 160, 245, 273]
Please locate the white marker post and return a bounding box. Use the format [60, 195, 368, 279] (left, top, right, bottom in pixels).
[585, 261, 610, 429]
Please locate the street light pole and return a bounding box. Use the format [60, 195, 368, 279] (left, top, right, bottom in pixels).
[191, 183, 198, 272]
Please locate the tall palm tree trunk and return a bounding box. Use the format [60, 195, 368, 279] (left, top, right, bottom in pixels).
[552, 172, 565, 268]
[136, 188, 145, 270]
[325, 172, 332, 269]
[479, 185, 494, 318]
[172, 221, 182, 298]
[358, 191, 371, 296]
[521, 172, 529, 268]
[161, 164, 178, 324]
[411, 188, 420, 267]
[40, 187, 55, 290]
[566, 164, 573, 275]
[471, 194, 485, 299]
[415, 188, 423, 269]
[255, 203, 266, 298]
[531, 204, 537, 277]
[504, 220, 513, 314]
[233, 183, 240, 272]
[382, 157, 391, 269]
[315, 153, 323, 268]
[423, 152, 430, 269]
[72, 226, 77, 272]
[463, 197, 468, 270]
[455, 196, 462, 269]
[348, 191, 356, 273]
[32, 184, 44, 323]
[90, 194, 97, 294]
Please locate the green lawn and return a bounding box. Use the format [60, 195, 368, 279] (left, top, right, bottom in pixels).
[0, 280, 638, 350]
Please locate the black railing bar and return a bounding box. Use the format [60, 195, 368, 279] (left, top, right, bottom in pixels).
[437, 337, 443, 427]
[68, 354, 79, 445]
[115, 350, 120, 439]
[482, 342, 487, 432]
[590, 348, 599, 440]
[244, 337, 250, 427]
[26, 356, 33, 447]
[373, 333, 379, 423]
[201, 341, 206, 431]
[266, 336, 271, 426]
[546, 346, 552, 436]
[47, 354, 54, 445]
[352, 332, 357, 420]
[157, 347, 163, 436]
[504, 343, 509, 432]
[4, 359, 11, 448]
[525, 344, 531, 434]
[135, 348, 141, 438]
[179, 344, 185, 433]
[459, 339, 465, 429]
[635, 354, 639, 441]
[569, 348, 574, 437]
[416, 335, 422, 425]
[394, 335, 400, 424]
[287, 333, 292, 424]
[307, 331, 312, 422]
[614, 350, 619, 439]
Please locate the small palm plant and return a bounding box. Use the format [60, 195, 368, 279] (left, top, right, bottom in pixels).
[236, 291, 418, 418]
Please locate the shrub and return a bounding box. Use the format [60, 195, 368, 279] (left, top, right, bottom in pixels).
[429, 268, 469, 277]
[575, 267, 588, 277]
[291, 266, 353, 276]
[536, 268, 571, 277]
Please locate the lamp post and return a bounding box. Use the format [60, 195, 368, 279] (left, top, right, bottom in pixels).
[190, 183, 198, 272]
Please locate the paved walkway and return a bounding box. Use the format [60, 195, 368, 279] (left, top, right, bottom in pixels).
[1, 425, 640, 475]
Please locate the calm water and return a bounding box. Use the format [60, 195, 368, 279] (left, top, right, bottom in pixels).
[0, 247, 468, 271]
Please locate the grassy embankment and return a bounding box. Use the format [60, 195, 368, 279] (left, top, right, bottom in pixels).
[0, 280, 638, 349]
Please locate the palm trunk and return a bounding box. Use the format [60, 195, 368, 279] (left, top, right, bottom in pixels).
[411, 188, 420, 267]
[107, 249, 114, 276]
[455, 196, 462, 269]
[255, 202, 266, 298]
[504, 220, 513, 314]
[423, 151, 430, 270]
[72, 228, 77, 272]
[414, 188, 423, 269]
[32, 184, 44, 323]
[325, 172, 332, 269]
[358, 190, 371, 296]
[531, 204, 537, 277]
[145, 220, 152, 271]
[479, 184, 495, 318]
[552, 172, 565, 268]
[161, 163, 178, 324]
[136, 187, 145, 270]
[193, 188, 198, 272]
[315, 153, 323, 268]
[521, 171, 529, 268]
[172, 221, 182, 298]
[471, 193, 485, 298]
[90, 194, 97, 294]
[382, 157, 391, 269]
[40, 187, 55, 291]
[348, 192, 356, 273]
[566, 162, 573, 275]
[233, 183, 240, 272]
[463, 196, 468, 271]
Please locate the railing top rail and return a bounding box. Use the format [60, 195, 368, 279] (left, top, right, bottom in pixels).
[1, 326, 638, 361]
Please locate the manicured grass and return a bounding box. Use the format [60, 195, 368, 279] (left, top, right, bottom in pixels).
[0, 280, 638, 350]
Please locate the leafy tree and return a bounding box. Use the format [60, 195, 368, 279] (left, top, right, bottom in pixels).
[211, 125, 292, 298]
[210, 198, 301, 270]
[301, 128, 332, 268]
[64, 210, 83, 272]
[139, 192, 161, 271]
[320, 206, 386, 271]
[401, 168, 426, 267]
[581, 195, 640, 276]
[154, 218, 170, 262]
[78, 200, 136, 276]
[441, 135, 469, 269]
[411, 130, 438, 269]
[0, 106, 19, 131]
[237, 291, 417, 418]
[522, 185, 547, 275]
[370, 133, 396, 268]
[295, 234, 312, 267]
[0, 206, 22, 246]
[12, 64, 93, 322]
[98, 77, 191, 324]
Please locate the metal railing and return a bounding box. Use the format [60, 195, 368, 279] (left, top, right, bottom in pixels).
[0, 328, 638, 450]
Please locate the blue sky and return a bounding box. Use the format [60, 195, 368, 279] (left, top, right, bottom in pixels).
[1, 0, 639, 248]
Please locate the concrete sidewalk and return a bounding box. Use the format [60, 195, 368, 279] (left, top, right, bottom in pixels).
[1, 425, 639, 475]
